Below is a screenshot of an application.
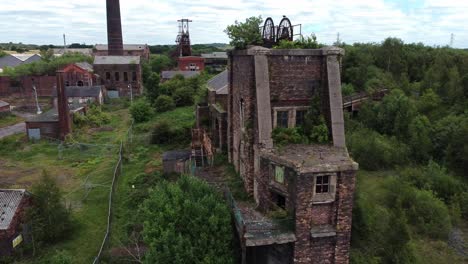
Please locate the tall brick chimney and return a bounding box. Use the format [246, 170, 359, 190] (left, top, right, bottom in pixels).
[106, 0, 124, 56]
[56, 70, 71, 139]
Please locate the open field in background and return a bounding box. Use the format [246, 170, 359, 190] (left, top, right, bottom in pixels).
[0, 104, 131, 263]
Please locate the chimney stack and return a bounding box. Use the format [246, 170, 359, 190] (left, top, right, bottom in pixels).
[56, 71, 71, 139]
[106, 0, 124, 56]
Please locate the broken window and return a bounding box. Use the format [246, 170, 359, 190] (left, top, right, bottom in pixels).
[124, 72, 128, 82]
[274, 166, 285, 184]
[296, 110, 306, 127]
[315, 175, 330, 194]
[115, 72, 120, 81]
[277, 111, 289, 128]
[132, 72, 137, 81]
[106, 72, 111, 80]
[272, 192, 286, 209]
[77, 81, 84, 87]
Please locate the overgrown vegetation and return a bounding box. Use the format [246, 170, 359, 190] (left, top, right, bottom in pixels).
[73, 105, 111, 128]
[344, 38, 468, 263]
[26, 172, 73, 256]
[224, 16, 263, 49]
[273, 34, 322, 49]
[141, 175, 234, 263]
[1, 53, 93, 78]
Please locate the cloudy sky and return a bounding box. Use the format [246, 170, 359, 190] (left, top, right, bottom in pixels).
[0, 0, 467, 48]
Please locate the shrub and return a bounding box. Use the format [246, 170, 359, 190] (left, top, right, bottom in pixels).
[347, 128, 409, 170]
[26, 171, 73, 248]
[130, 100, 153, 123]
[141, 175, 234, 263]
[309, 122, 329, 143]
[385, 179, 451, 239]
[172, 87, 194, 106]
[271, 127, 304, 146]
[150, 120, 190, 145]
[154, 95, 176, 113]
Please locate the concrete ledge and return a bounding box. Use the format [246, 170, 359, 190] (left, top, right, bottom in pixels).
[230, 46, 345, 56]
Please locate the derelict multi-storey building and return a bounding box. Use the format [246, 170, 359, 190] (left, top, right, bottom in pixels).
[224, 45, 358, 263]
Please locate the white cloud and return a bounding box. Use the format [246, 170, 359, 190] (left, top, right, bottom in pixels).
[0, 0, 466, 48]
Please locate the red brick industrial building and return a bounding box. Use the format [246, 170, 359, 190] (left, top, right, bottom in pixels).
[177, 56, 205, 71]
[93, 44, 150, 62]
[0, 189, 31, 256]
[195, 46, 358, 263]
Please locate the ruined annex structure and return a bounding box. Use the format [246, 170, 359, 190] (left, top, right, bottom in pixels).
[92, 0, 143, 98]
[225, 45, 358, 264]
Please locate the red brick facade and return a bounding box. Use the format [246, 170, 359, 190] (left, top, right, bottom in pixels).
[177, 56, 205, 71]
[226, 47, 357, 264]
[0, 192, 31, 256]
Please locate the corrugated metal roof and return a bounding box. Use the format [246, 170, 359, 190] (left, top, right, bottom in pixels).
[94, 56, 140, 65]
[161, 71, 200, 79]
[0, 100, 10, 108]
[10, 54, 40, 62]
[162, 150, 191, 161]
[201, 52, 228, 59]
[74, 62, 93, 72]
[0, 189, 27, 230]
[52, 86, 102, 98]
[52, 48, 93, 56]
[95, 44, 147, 51]
[207, 70, 228, 94]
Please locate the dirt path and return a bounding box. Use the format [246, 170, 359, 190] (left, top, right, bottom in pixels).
[0, 122, 25, 139]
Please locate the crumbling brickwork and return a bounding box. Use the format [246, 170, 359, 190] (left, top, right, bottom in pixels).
[228, 47, 357, 264]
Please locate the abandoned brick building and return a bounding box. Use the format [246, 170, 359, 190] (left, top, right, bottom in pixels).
[93, 44, 150, 62]
[90, 0, 143, 98]
[0, 189, 31, 256]
[198, 46, 358, 264]
[93, 56, 142, 97]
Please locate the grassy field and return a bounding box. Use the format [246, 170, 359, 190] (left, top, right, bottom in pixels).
[0, 106, 131, 263]
[0, 114, 23, 128]
[355, 171, 466, 263]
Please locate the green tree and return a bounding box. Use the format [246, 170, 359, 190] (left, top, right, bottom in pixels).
[149, 54, 174, 73]
[172, 86, 195, 106]
[141, 176, 234, 264]
[130, 100, 153, 123]
[407, 115, 432, 162]
[144, 72, 161, 104]
[39, 48, 54, 62]
[154, 95, 176, 113]
[27, 171, 72, 253]
[224, 16, 263, 49]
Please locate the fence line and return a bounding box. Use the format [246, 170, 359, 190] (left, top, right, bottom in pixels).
[93, 120, 133, 264]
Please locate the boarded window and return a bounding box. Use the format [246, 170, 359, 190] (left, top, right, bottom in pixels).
[277, 111, 289, 128]
[274, 166, 285, 184]
[296, 110, 306, 127]
[315, 175, 330, 193]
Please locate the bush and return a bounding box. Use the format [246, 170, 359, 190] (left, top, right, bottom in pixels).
[130, 100, 153, 123]
[73, 106, 111, 128]
[385, 180, 451, 239]
[150, 120, 190, 145]
[154, 95, 176, 113]
[347, 128, 409, 170]
[271, 127, 304, 146]
[172, 87, 195, 106]
[26, 171, 73, 248]
[141, 175, 234, 263]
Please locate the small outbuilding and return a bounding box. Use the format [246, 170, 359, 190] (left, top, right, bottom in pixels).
[52, 85, 105, 107]
[0, 189, 31, 256]
[162, 150, 192, 175]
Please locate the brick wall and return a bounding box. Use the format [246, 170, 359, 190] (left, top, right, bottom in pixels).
[293, 171, 356, 264]
[0, 194, 30, 256]
[93, 64, 142, 97]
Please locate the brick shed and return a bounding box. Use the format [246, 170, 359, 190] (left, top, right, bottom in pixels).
[0, 189, 31, 256]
